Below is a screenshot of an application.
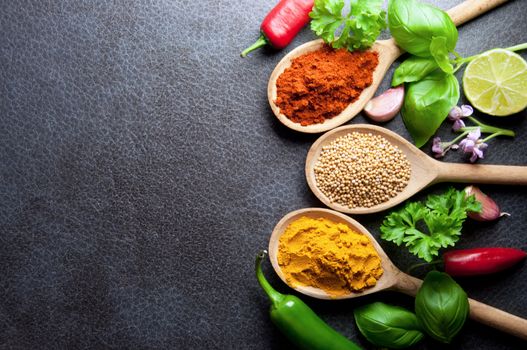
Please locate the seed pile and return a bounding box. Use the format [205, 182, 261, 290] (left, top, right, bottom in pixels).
[314, 132, 411, 208]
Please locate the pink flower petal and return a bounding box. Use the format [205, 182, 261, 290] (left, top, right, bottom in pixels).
[473, 147, 484, 158]
[461, 105, 474, 116]
[467, 128, 481, 141]
[432, 137, 443, 154]
[448, 106, 462, 120]
[460, 139, 475, 153]
[452, 119, 465, 131]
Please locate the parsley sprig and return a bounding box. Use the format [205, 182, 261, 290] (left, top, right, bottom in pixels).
[380, 188, 481, 262]
[310, 0, 386, 51]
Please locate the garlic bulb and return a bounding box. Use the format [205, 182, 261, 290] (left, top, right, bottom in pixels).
[464, 186, 509, 222]
[363, 86, 404, 123]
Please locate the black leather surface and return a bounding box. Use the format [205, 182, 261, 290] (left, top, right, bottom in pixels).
[1, 0, 526, 349]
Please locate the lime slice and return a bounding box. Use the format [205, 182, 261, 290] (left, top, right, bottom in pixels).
[463, 49, 527, 116]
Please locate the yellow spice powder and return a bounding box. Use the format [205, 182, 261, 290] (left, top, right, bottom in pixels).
[277, 216, 383, 297]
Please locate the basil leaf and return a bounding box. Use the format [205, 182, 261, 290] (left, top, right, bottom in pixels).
[415, 271, 469, 343]
[430, 36, 454, 73]
[388, 0, 458, 57]
[401, 70, 459, 147]
[355, 302, 425, 349]
[392, 56, 439, 86]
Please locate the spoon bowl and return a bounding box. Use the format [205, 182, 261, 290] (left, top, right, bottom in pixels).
[305, 124, 527, 215]
[267, 39, 401, 134]
[268, 207, 527, 339]
[267, 0, 509, 133]
[268, 207, 404, 300]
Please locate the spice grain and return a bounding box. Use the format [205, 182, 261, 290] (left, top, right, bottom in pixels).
[314, 132, 411, 208]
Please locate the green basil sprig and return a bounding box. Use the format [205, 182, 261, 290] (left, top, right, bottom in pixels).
[415, 271, 469, 343]
[391, 56, 438, 86]
[430, 36, 454, 73]
[388, 0, 457, 58]
[354, 302, 424, 349]
[388, 0, 461, 147]
[401, 70, 459, 148]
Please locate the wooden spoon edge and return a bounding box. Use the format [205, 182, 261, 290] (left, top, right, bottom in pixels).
[268, 207, 400, 300]
[305, 124, 438, 214]
[267, 39, 401, 134]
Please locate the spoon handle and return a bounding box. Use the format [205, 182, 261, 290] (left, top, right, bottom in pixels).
[393, 273, 527, 340]
[468, 298, 527, 340]
[436, 163, 527, 185]
[447, 0, 509, 26]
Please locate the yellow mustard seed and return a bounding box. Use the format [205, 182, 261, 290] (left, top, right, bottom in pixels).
[314, 132, 411, 209]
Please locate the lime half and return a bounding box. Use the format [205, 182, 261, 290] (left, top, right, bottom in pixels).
[463, 49, 527, 116]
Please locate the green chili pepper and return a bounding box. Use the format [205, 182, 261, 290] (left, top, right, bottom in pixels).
[255, 250, 362, 350]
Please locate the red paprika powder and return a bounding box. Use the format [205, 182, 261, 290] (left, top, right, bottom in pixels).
[275, 45, 378, 126]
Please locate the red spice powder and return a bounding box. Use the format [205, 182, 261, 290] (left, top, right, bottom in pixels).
[275, 45, 379, 126]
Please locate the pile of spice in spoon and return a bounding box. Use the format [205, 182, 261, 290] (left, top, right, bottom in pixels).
[275, 46, 378, 126]
[314, 132, 411, 208]
[277, 216, 383, 297]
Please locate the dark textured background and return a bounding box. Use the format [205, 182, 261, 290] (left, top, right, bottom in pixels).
[1, 0, 526, 349]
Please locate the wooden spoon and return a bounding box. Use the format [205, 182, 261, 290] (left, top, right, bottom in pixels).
[268, 0, 509, 133]
[305, 124, 527, 214]
[268, 207, 527, 339]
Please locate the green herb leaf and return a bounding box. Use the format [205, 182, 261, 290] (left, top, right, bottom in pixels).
[430, 36, 454, 73]
[380, 188, 475, 262]
[404, 227, 442, 262]
[401, 70, 459, 147]
[392, 56, 439, 86]
[310, 0, 346, 43]
[345, 0, 387, 50]
[388, 0, 458, 57]
[310, 0, 386, 51]
[415, 271, 469, 343]
[426, 187, 482, 216]
[354, 302, 425, 349]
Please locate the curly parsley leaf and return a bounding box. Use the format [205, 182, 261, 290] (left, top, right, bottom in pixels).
[426, 187, 481, 218]
[380, 188, 481, 262]
[310, 0, 346, 43]
[310, 0, 387, 51]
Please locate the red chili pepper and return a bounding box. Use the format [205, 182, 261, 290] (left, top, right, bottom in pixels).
[444, 248, 527, 277]
[241, 0, 314, 57]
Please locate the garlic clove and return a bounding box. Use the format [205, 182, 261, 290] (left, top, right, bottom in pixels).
[363, 86, 405, 123]
[464, 185, 507, 222]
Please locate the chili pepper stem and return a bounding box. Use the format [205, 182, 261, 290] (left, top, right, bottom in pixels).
[256, 250, 284, 305]
[241, 35, 268, 57]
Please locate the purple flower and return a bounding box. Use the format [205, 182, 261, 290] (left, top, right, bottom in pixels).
[448, 105, 473, 131]
[459, 128, 480, 152]
[432, 137, 458, 158]
[458, 128, 488, 162]
[432, 137, 445, 158]
[449, 105, 473, 120]
[452, 119, 466, 132]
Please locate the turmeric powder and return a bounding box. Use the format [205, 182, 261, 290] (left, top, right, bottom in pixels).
[277, 216, 383, 297]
